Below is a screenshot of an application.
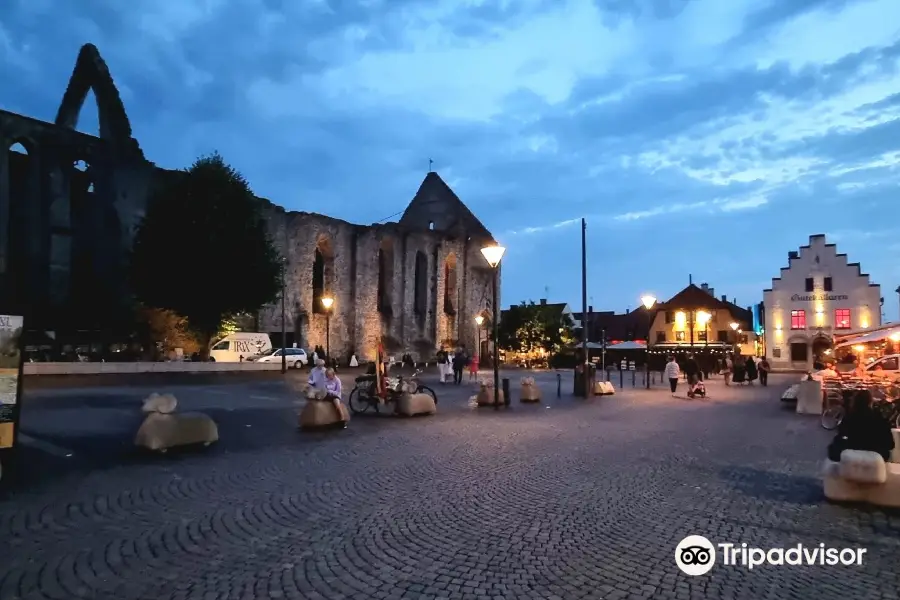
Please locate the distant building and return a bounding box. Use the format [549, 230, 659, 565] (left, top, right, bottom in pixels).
[763, 234, 882, 371]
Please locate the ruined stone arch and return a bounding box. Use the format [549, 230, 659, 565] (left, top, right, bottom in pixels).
[54, 44, 143, 157]
[312, 234, 334, 314]
[413, 250, 428, 316]
[377, 237, 395, 317]
[442, 252, 458, 343]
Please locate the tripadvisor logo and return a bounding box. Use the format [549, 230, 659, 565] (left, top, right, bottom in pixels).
[675, 535, 866, 575]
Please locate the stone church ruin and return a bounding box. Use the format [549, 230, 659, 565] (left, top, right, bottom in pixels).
[0, 44, 500, 361]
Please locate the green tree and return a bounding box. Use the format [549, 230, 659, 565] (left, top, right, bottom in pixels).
[130, 153, 281, 357]
[497, 301, 575, 355]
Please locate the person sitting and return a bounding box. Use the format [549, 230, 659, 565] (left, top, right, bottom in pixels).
[827, 389, 895, 462]
[308, 358, 327, 389]
[323, 367, 347, 427]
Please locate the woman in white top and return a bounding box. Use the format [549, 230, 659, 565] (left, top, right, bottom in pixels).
[664, 356, 681, 396]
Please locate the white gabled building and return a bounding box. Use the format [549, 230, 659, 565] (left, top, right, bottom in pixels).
[763, 234, 882, 371]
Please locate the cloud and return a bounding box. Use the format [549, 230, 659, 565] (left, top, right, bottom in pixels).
[0, 0, 898, 320]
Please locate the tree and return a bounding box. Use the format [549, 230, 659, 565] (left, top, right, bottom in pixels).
[134, 306, 201, 358]
[497, 301, 575, 355]
[130, 153, 281, 356]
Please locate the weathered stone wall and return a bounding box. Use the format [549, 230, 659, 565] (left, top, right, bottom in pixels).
[257, 205, 499, 363]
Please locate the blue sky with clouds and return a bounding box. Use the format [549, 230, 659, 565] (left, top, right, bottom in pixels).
[2, 0, 900, 320]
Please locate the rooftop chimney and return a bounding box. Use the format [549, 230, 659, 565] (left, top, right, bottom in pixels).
[589, 305, 593, 312]
[539, 298, 547, 305]
[708, 287, 715, 298]
[788, 251, 798, 260]
[701, 283, 709, 291]
[721, 294, 727, 302]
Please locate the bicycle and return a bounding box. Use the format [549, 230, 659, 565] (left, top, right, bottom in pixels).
[348, 368, 438, 415]
[820, 387, 847, 431]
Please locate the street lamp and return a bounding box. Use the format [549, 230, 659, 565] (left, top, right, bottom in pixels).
[321, 296, 334, 364]
[481, 243, 506, 410]
[640, 295, 657, 389]
[730, 321, 739, 355]
[281, 257, 287, 374]
[474, 314, 484, 358]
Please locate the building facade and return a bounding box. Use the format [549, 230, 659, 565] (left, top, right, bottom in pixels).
[256, 172, 500, 363]
[763, 234, 882, 370]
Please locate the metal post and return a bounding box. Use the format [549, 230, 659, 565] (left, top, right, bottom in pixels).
[645, 360, 650, 389]
[281, 258, 287, 374]
[492, 267, 500, 410]
[581, 218, 590, 398]
[557, 373, 561, 397]
[325, 312, 330, 361]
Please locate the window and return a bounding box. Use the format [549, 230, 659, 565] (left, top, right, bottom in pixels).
[876, 357, 899, 371]
[414, 251, 428, 315]
[665, 311, 673, 324]
[772, 348, 781, 359]
[824, 277, 833, 292]
[834, 308, 851, 329]
[656, 331, 666, 343]
[697, 330, 708, 342]
[717, 330, 728, 343]
[805, 278, 814, 292]
[790, 310, 806, 330]
[212, 341, 229, 351]
[675, 331, 685, 342]
[739, 333, 749, 345]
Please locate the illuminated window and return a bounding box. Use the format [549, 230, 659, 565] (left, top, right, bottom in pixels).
[790, 310, 806, 330]
[697, 330, 708, 342]
[834, 308, 851, 330]
[675, 331, 685, 342]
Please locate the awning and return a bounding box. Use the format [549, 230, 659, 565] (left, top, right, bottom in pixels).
[574, 342, 604, 349]
[834, 324, 900, 349]
[606, 341, 647, 350]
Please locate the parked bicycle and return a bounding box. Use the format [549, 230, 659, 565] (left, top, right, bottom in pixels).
[348, 368, 438, 415]
[821, 390, 900, 430]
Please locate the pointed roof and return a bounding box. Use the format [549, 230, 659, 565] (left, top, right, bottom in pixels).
[658, 284, 732, 311]
[399, 172, 493, 239]
[55, 44, 143, 158]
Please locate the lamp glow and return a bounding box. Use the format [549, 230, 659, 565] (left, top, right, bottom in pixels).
[321, 296, 334, 310]
[696, 310, 711, 325]
[854, 344, 866, 353]
[475, 315, 485, 326]
[640, 295, 657, 310]
[730, 322, 739, 331]
[890, 332, 900, 342]
[480, 244, 506, 268]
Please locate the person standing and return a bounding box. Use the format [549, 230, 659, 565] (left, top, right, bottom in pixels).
[437, 347, 449, 384]
[724, 354, 734, 386]
[664, 355, 680, 396]
[452, 346, 465, 385]
[469, 353, 480, 382]
[759, 357, 770, 386]
[745, 356, 758, 385]
[683, 353, 700, 387]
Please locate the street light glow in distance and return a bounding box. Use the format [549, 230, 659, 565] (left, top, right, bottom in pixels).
[640, 294, 657, 310]
[730, 322, 739, 331]
[480, 245, 506, 268]
[321, 296, 334, 310]
[475, 315, 484, 326]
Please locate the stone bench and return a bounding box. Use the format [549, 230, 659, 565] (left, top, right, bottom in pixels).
[594, 381, 615, 396]
[134, 393, 218, 453]
[823, 449, 900, 508]
[520, 381, 541, 403]
[476, 387, 505, 406]
[299, 398, 350, 430]
[395, 392, 437, 416]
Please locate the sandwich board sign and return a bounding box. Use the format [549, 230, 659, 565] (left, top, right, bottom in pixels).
[0, 314, 25, 481]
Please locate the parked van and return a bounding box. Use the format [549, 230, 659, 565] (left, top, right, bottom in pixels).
[209, 333, 272, 363]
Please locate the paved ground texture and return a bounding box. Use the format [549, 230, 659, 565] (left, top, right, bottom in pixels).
[1, 372, 899, 599]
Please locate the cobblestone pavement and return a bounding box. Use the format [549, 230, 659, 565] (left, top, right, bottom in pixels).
[1, 374, 899, 599]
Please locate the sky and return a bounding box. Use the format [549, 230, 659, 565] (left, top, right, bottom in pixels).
[2, 0, 900, 321]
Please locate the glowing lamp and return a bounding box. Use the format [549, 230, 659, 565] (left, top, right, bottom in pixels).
[640, 295, 657, 310]
[730, 322, 739, 331]
[696, 310, 711, 325]
[890, 333, 900, 342]
[475, 315, 485, 326]
[321, 296, 334, 310]
[480, 244, 506, 268]
[854, 345, 866, 353]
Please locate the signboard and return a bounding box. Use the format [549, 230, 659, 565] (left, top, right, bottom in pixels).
[790, 293, 849, 302]
[0, 314, 24, 450]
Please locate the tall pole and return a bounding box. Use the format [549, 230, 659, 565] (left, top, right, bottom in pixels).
[281, 258, 287, 374]
[325, 312, 330, 361]
[492, 268, 500, 410]
[581, 218, 590, 398]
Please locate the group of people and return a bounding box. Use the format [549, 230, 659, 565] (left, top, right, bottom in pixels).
[662, 352, 772, 396]
[307, 358, 347, 426]
[436, 345, 478, 385]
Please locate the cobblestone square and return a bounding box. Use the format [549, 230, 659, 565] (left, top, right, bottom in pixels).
[1, 372, 899, 600]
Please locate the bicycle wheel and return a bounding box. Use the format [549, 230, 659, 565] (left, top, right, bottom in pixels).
[821, 406, 844, 430]
[417, 384, 438, 404]
[348, 387, 371, 414]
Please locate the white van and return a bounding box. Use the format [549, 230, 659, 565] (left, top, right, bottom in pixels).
[209, 333, 272, 363]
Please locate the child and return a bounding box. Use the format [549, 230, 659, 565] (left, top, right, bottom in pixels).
[469, 354, 480, 381]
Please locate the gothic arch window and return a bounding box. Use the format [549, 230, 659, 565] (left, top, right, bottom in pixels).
[443, 252, 457, 315]
[312, 235, 334, 313]
[414, 251, 428, 315]
[378, 238, 394, 316]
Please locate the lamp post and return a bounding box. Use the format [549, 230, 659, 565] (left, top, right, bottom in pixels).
[321, 296, 334, 364]
[480, 244, 506, 410]
[641, 295, 657, 389]
[475, 314, 484, 358]
[730, 321, 739, 355]
[281, 257, 287, 374]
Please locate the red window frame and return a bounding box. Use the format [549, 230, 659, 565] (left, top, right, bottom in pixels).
[790, 310, 806, 330]
[834, 308, 851, 330]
